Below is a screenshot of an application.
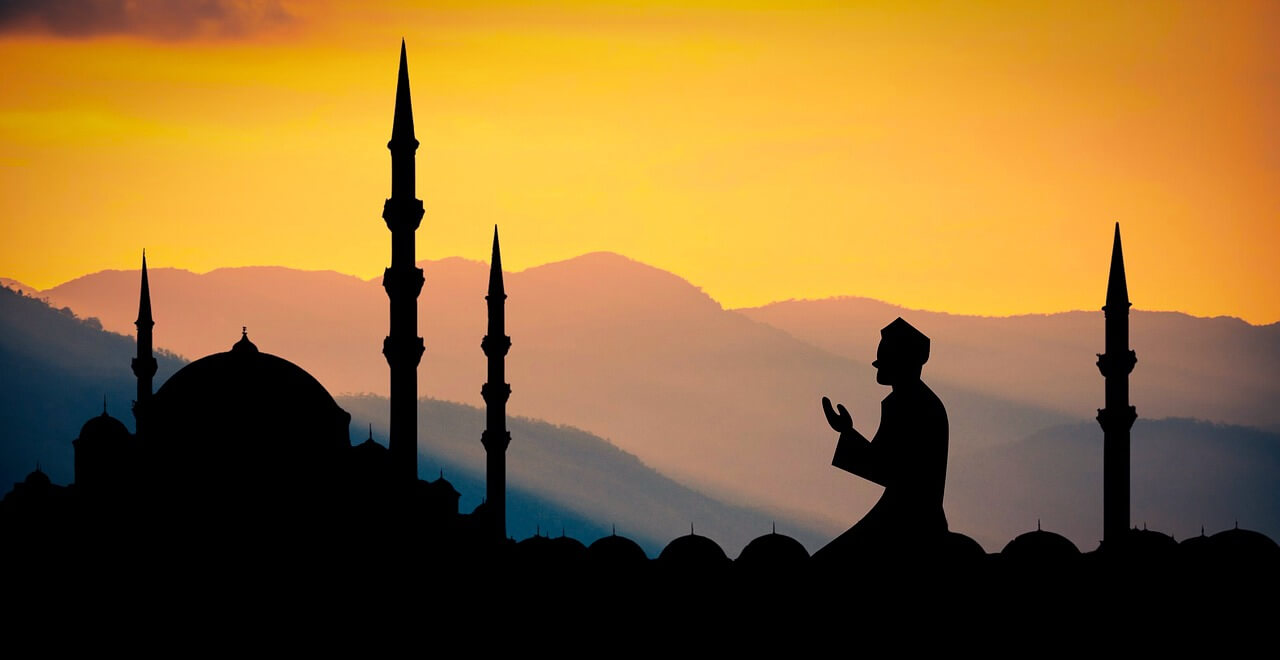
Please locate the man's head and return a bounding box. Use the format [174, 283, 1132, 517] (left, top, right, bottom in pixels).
[873, 317, 930, 386]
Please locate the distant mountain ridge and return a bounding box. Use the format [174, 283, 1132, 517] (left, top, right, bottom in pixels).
[0, 284, 814, 555]
[17, 252, 1280, 543]
[737, 296, 1280, 429]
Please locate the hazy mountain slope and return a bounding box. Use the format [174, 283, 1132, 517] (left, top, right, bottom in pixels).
[0, 285, 811, 555]
[343, 396, 825, 555]
[35, 255, 1072, 531]
[738, 297, 1280, 429]
[0, 285, 185, 488]
[947, 418, 1280, 551]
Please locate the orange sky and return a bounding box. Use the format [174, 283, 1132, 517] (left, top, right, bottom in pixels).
[2, 1, 1277, 322]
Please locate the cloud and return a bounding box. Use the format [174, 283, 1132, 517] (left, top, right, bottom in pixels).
[0, 0, 295, 40]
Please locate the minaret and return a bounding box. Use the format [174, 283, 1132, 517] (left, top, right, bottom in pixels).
[131, 250, 157, 434]
[480, 226, 512, 540]
[382, 40, 426, 482]
[1096, 223, 1137, 547]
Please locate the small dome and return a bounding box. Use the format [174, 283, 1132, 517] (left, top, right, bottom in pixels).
[941, 531, 987, 560]
[587, 532, 649, 564]
[23, 468, 51, 488]
[78, 410, 130, 443]
[515, 532, 586, 564]
[1002, 529, 1080, 560]
[1098, 526, 1178, 558]
[737, 532, 810, 565]
[658, 532, 729, 565]
[427, 475, 460, 498]
[1207, 526, 1280, 561]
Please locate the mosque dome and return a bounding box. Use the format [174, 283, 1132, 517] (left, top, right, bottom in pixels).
[144, 330, 351, 488]
[23, 468, 51, 488]
[941, 531, 987, 560]
[587, 532, 649, 564]
[1207, 525, 1280, 562]
[658, 532, 730, 565]
[1001, 528, 1081, 561]
[78, 410, 130, 443]
[514, 531, 586, 564]
[736, 531, 810, 565]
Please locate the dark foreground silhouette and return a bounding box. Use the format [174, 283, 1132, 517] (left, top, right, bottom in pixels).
[815, 317, 950, 563]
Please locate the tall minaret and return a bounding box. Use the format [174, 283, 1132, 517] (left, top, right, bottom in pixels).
[1096, 223, 1137, 547]
[382, 40, 426, 482]
[481, 227, 512, 541]
[131, 250, 157, 434]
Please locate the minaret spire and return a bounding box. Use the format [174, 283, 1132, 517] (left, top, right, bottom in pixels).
[1097, 222, 1137, 549]
[382, 40, 426, 482]
[131, 250, 157, 435]
[481, 225, 512, 541]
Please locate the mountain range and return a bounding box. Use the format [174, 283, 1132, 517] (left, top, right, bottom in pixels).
[10, 253, 1280, 547]
[0, 284, 805, 555]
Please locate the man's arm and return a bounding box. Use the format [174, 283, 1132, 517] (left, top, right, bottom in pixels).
[832, 427, 890, 487]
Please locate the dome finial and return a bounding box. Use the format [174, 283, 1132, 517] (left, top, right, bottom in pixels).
[103, 394, 108, 416]
[232, 327, 258, 353]
[1038, 518, 1041, 531]
[368, 424, 374, 442]
[612, 524, 616, 536]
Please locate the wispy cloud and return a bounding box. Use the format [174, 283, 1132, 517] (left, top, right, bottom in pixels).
[0, 0, 295, 40]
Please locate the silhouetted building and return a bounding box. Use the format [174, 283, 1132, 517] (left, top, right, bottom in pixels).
[481, 227, 512, 540]
[382, 40, 426, 482]
[1097, 223, 1137, 547]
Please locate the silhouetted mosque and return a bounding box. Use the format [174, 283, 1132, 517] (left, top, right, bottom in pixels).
[1, 43, 1274, 582]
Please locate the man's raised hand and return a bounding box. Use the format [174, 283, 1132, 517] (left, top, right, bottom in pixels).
[822, 396, 853, 434]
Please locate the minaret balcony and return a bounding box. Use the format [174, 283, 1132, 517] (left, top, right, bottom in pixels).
[382, 197, 424, 230]
[382, 335, 425, 366]
[1095, 350, 1137, 377]
[481, 334, 512, 357]
[1096, 405, 1137, 432]
[382, 266, 425, 298]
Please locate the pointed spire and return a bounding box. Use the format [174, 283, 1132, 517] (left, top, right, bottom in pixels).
[102, 395, 108, 416]
[368, 424, 374, 442]
[136, 250, 152, 326]
[390, 39, 417, 148]
[1105, 223, 1130, 310]
[488, 225, 505, 297]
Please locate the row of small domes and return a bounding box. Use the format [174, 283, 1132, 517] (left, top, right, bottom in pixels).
[513, 525, 1280, 565]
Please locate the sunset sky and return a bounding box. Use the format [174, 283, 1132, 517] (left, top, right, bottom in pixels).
[2, 1, 1277, 323]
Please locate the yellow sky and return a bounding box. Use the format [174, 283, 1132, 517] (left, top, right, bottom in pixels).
[2, 1, 1277, 322]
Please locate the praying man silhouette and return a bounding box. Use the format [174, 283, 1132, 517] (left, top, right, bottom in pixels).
[813, 317, 950, 561]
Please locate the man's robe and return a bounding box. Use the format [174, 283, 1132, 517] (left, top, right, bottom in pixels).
[815, 379, 949, 561]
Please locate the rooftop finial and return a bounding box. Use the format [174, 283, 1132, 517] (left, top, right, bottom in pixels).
[488, 225, 505, 297]
[103, 394, 108, 415]
[1105, 222, 1130, 310]
[1037, 518, 1041, 531]
[390, 38, 416, 147]
[368, 424, 374, 442]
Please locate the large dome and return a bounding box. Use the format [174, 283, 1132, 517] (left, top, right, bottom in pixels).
[143, 331, 351, 492]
